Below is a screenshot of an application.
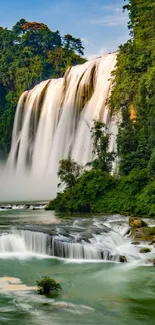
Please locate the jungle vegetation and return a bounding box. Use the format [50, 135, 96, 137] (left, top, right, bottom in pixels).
[47, 0, 155, 217]
[0, 19, 85, 157]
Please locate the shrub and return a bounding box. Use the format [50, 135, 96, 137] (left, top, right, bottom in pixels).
[36, 277, 62, 296]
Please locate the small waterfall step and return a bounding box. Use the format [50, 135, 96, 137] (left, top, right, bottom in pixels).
[0, 225, 140, 262]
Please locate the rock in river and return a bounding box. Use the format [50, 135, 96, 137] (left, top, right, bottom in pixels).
[129, 217, 147, 228]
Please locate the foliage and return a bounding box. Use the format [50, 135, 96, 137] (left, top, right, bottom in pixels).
[0, 19, 85, 156]
[36, 277, 62, 296]
[135, 182, 155, 216]
[90, 121, 115, 172]
[63, 34, 84, 55]
[58, 158, 82, 189]
[45, 200, 54, 211]
[50, 168, 152, 216]
[47, 1, 155, 218]
[147, 149, 155, 179]
[50, 170, 116, 213]
[110, 0, 155, 176]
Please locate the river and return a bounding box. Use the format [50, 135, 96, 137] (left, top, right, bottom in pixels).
[0, 207, 155, 325]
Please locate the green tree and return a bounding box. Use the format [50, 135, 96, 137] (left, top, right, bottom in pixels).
[0, 19, 86, 155]
[110, 0, 155, 176]
[148, 149, 155, 180]
[90, 120, 115, 173]
[58, 158, 82, 189]
[63, 34, 84, 55]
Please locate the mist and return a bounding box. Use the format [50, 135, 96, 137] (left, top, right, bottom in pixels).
[0, 162, 57, 203]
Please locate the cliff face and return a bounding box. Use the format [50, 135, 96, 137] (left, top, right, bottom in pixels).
[110, 0, 155, 176]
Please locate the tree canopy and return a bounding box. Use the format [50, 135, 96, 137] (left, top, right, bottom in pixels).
[90, 121, 115, 173]
[58, 158, 82, 189]
[0, 19, 85, 157]
[110, 0, 155, 176]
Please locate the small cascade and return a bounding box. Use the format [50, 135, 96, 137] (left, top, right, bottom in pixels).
[51, 237, 104, 260]
[0, 221, 141, 262]
[0, 203, 46, 211]
[0, 230, 120, 260]
[20, 230, 50, 255]
[0, 233, 27, 253]
[0, 230, 50, 255]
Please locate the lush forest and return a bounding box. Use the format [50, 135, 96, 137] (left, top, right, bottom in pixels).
[0, 19, 85, 157]
[47, 0, 155, 217]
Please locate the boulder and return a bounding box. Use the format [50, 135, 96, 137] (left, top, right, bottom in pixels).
[129, 217, 147, 228]
[119, 255, 127, 263]
[140, 247, 151, 253]
[149, 239, 155, 245]
[147, 259, 155, 266]
[131, 241, 140, 245]
[130, 226, 155, 242]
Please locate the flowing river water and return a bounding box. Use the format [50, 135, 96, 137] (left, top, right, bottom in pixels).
[0, 207, 155, 325]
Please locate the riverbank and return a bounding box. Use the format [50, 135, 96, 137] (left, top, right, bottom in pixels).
[46, 170, 155, 218]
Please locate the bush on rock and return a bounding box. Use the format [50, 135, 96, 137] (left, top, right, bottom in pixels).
[36, 277, 62, 296]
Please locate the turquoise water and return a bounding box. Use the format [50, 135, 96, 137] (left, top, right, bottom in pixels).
[0, 210, 155, 325]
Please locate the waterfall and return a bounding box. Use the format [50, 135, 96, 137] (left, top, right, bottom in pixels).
[0, 229, 118, 260]
[0, 228, 141, 262]
[51, 237, 104, 260]
[0, 53, 118, 199]
[0, 231, 50, 255]
[0, 53, 120, 201]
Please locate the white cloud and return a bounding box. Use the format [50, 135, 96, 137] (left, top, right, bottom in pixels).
[86, 34, 129, 60]
[90, 15, 127, 27]
[81, 38, 93, 46]
[88, 3, 128, 28]
[86, 47, 108, 60]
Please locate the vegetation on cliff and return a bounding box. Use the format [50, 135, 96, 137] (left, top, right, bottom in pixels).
[0, 19, 85, 157]
[110, 0, 155, 177]
[47, 0, 155, 217]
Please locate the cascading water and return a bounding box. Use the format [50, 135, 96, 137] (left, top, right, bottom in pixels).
[0, 215, 146, 262]
[0, 53, 119, 201]
[0, 230, 49, 255]
[0, 229, 127, 260]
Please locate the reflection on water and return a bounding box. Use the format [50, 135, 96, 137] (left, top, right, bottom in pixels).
[0, 208, 58, 225]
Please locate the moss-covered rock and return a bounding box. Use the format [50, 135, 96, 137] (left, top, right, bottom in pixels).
[148, 227, 155, 236]
[140, 247, 151, 253]
[149, 239, 155, 245]
[131, 241, 140, 245]
[129, 217, 147, 228]
[130, 226, 155, 242]
[147, 259, 155, 266]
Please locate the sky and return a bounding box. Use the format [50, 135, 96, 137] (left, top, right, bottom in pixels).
[0, 0, 129, 59]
